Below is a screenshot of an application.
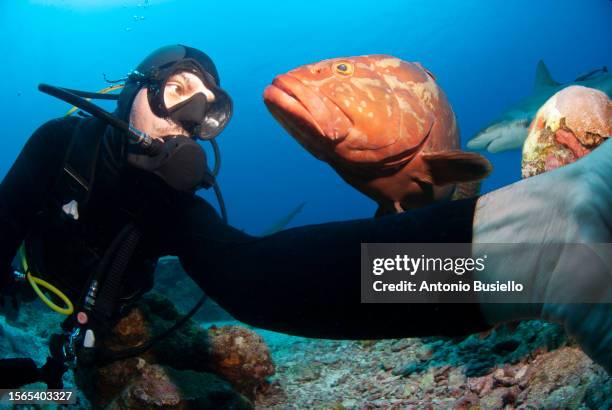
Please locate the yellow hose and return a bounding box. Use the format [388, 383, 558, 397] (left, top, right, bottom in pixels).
[65, 84, 124, 116]
[20, 246, 74, 315]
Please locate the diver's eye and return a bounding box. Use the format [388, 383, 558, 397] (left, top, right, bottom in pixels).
[166, 83, 184, 95]
[333, 62, 354, 76]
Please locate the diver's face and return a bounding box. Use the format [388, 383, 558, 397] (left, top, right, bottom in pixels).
[164, 71, 215, 109]
[129, 71, 215, 140]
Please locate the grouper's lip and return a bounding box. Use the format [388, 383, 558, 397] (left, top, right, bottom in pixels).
[263, 82, 326, 139]
[264, 74, 351, 143]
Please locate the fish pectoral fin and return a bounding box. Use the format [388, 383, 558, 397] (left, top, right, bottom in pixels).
[574, 66, 608, 82]
[421, 150, 492, 185]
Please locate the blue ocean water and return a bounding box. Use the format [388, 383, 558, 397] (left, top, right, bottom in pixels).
[1, 0, 610, 234]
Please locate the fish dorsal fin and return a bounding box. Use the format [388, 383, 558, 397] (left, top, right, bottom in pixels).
[415, 62, 436, 80]
[534, 60, 560, 90]
[421, 150, 492, 186]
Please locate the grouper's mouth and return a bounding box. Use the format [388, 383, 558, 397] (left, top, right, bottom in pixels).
[263, 74, 352, 158]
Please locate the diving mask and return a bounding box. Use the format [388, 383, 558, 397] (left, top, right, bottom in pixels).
[128, 58, 232, 140]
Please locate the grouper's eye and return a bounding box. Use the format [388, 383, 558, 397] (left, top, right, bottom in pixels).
[333, 61, 354, 76]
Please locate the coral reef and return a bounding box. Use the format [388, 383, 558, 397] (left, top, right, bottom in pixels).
[394, 321, 567, 378]
[2, 262, 610, 409]
[104, 361, 252, 410]
[0, 302, 92, 408]
[522, 85, 611, 178]
[207, 324, 276, 399]
[254, 321, 611, 409]
[2, 300, 611, 409]
[76, 294, 274, 407]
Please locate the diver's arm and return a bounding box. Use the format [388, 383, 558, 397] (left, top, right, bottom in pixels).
[473, 140, 612, 372]
[174, 140, 612, 370]
[0, 118, 75, 284]
[174, 195, 490, 339]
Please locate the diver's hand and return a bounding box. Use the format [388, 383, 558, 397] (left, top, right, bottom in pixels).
[0, 269, 32, 317]
[38, 357, 67, 389]
[473, 138, 612, 373]
[0, 270, 20, 311]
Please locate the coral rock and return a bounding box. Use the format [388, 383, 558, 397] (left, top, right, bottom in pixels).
[522, 85, 611, 178]
[516, 347, 608, 408]
[76, 296, 273, 407]
[207, 325, 275, 398]
[106, 361, 252, 410]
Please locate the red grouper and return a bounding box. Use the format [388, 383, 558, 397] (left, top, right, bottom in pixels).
[263, 55, 492, 215]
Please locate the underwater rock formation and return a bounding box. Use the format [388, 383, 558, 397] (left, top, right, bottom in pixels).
[394, 321, 568, 378]
[207, 324, 276, 398]
[76, 294, 273, 408]
[253, 321, 610, 409]
[0, 303, 92, 407]
[104, 361, 252, 410]
[522, 85, 611, 178]
[0, 311, 48, 361]
[3, 288, 610, 408]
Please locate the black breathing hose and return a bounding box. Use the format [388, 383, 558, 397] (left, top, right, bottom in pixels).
[95, 294, 208, 365]
[206, 139, 227, 223]
[212, 180, 228, 224]
[209, 139, 221, 177]
[94, 225, 141, 321]
[38, 84, 162, 155]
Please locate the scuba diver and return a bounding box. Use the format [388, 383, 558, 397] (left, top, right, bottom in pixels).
[0, 45, 610, 390]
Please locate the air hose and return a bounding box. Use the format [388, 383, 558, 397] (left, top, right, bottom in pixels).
[94, 294, 207, 365]
[76, 224, 208, 366]
[92, 224, 141, 321]
[19, 246, 74, 315]
[64, 85, 124, 116]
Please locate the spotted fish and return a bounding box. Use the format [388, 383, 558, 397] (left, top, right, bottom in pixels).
[263, 55, 491, 214]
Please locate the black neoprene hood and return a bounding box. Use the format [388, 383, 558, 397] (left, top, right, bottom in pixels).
[115, 44, 233, 140]
[135, 44, 221, 84]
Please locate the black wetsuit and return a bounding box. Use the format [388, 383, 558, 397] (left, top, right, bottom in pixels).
[0, 116, 490, 342]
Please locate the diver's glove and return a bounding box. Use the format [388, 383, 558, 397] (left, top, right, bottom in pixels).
[0, 357, 67, 389]
[38, 357, 68, 389]
[473, 139, 612, 373]
[0, 266, 34, 317]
